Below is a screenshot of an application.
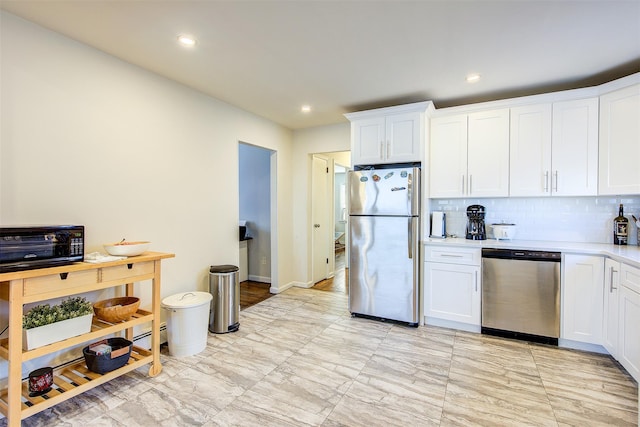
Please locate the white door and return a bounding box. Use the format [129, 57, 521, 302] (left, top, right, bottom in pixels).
[312, 155, 331, 284]
[509, 104, 552, 196]
[386, 111, 421, 163]
[599, 84, 640, 195]
[619, 263, 640, 380]
[351, 117, 385, 165]
[561, 254, 604, 344]
[551, 97, 599, 196]
[467, 109, 510, 197]
[424, 262, 480, 326]
[430, 114, 468, 198]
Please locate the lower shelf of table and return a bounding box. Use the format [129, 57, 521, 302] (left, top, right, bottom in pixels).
[0, 345, 154, 420]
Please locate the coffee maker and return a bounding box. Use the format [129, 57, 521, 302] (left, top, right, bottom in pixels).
[466, 205, 486, 240]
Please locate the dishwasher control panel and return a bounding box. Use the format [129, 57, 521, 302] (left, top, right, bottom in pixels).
[482, 248, 561, 262]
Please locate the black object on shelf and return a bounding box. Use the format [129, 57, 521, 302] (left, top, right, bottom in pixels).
[83, 337, 132, 374]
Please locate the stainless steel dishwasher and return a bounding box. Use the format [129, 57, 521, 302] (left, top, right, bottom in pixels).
[481, 248, 561, 345]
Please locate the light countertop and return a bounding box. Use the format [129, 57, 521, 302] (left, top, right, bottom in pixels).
[424, 237, 640, 268]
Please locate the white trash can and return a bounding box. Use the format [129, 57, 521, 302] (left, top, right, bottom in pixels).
[161, 291, 213, 357]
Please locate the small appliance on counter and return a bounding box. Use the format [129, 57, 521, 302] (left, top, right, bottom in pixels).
[491, 223, 517, 240]
[430, 211, 446, 238]
[0, 225, 84, 272]
[465, 205, 486, 240]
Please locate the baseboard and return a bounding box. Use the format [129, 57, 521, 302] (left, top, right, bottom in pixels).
[425, 316, 481, 333]
[293, 280, 314, 289]
[248, 274, 271, 283]
[271, 281, 297, 294]
[134, 322, 168, 346]
[558, 339, 608, 354]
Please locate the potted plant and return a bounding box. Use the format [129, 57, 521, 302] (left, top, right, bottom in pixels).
[22, 297, 94, 350]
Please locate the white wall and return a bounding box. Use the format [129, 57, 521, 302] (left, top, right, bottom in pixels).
[239, 143, 271, 281]
[291, 123, 351, 286]
[0, 11, 295, 342]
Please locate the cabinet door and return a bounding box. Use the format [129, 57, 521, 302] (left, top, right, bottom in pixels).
[509, 104, 552, 196]
[602, 258, 620, 357]
[467, 109, 510, 197]
[599, 84, 640, 195]
[619, 284, 640, 381]
[385, 111, 422, 163]
[429, 114, 468, 198]
[552, 97, 599, 196]
[424, 262, 480, 326]
[562, 254, 604, 344]
[351, 117, 385, 165]
[619, 263, 640, 381]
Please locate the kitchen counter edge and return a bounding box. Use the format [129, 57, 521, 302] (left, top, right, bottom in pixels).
[423, 238, 640, 268]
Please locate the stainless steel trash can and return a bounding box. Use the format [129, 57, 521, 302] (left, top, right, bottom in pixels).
[209, 265, 240, 333]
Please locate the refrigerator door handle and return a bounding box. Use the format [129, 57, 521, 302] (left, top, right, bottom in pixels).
[408, 217, 413, 259]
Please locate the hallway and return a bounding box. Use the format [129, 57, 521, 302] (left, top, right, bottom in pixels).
[240, 251, 347, 310]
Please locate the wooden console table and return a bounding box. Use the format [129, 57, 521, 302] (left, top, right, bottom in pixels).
[0, 251, 174, 426]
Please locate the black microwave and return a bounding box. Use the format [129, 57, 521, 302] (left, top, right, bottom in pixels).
[0, 225, 84, 273]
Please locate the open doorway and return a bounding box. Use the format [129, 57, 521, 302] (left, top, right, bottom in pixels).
[311, 151, 350, 294]
[238, 142, 277, 309]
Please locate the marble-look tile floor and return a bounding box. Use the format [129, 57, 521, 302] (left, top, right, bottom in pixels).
[6, 287, 638, 426]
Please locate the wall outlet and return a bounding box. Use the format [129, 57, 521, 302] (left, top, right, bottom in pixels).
[261, 256, 267, 265]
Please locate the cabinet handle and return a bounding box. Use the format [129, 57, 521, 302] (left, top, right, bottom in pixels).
[380, 142, 384, 160]
[553, 170, 558, 192]
[610, 267, 618, 292]
[387, 141, 390, 159]
[469, 175, 473, 195]
[544, 171, 549, 192]
[440, 254, 463, 258]
[461, 175, 465, 194]
[475, 271, 478, 292]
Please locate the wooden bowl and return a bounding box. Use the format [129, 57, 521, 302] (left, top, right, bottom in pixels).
[93, 297, 140, 323]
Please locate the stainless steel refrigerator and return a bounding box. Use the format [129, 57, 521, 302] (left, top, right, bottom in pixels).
[348, 166, 420, 326]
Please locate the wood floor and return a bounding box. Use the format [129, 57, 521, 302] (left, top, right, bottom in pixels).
[240, 250, 346, 310]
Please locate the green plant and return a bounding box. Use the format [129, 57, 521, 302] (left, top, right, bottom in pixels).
[23, 297, 93, 329]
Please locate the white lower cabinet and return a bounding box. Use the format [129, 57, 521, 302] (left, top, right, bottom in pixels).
[424, 246, 481, 330]
[619, 263, 640, 381]
[602, 258, 621, 357]
[561, 254, 604, 345]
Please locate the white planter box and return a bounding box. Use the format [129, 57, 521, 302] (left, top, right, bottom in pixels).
[23, 314, 93, 350]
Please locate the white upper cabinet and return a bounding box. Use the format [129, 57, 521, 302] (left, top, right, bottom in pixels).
[467, 109, 510, 198]
[430, 109, 509, 198]
[510, 98, 598, 197]
[509, 104, 552, 196]
[351, 117, 386, 165]
[599, 84, 640, 195]
[346, 102, 429, 166]
[429, 114, 468, 198]
[552, 98, 599, 196]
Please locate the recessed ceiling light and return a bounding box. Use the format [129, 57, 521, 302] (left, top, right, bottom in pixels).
[177, 35, 197, 47]
[301, 105, 312, 113]
[466, 73, 481, 83]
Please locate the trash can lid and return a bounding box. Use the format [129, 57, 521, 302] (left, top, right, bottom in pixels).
[161, 291, 212, 309]
[210, 264, 239, 273]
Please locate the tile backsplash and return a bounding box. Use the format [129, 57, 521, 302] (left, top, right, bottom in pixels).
[430, 196, 640, 245]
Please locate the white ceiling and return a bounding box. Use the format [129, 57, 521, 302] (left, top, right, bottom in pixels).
[1, 1, 639, 130]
